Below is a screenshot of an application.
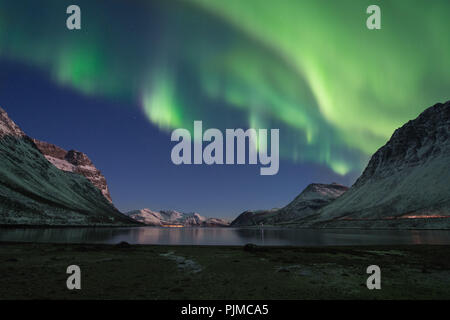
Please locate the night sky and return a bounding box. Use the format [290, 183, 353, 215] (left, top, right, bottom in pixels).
[0, 0, 449, 218]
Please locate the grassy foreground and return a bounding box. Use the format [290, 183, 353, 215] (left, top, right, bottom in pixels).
[0, 242, 449, 300]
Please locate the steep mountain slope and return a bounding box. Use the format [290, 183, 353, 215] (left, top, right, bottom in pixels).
[307, 101, 450, 228]
[0, 107, 137, 226]
[126, 209, 230, 227]
[230, 183, 348, 227]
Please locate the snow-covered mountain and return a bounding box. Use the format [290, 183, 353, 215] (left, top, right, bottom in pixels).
[126, 209, 230, 227]
[0, 107, 137, 226]
[231, 183, 348, 227]
[305, 101, 450, 228]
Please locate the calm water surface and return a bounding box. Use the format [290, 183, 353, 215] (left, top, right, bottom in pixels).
[1, 227, 450, 246]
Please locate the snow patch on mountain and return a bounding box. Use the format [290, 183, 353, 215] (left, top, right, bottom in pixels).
[0, 108, 25, 137]
[33, 139, 113, 202]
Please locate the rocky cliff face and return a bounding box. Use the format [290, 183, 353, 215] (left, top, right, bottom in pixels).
[0, 108, 26, 137]
[126, 209, 230, 227]
[231, 183, 348, 227]
[33, 140, 112, 202]
[0, 107, 136, 226]
[309, 101, 450, 228]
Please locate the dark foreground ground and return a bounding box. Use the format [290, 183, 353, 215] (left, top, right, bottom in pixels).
[0, 242, 449, 300]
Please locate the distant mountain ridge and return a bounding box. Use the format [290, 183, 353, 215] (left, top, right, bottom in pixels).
[231, 183, 348, 227]
[126, 209, 230, 227]
[0, 107, 136, 226]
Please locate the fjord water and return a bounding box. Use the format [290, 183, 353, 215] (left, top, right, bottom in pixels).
[1, 227, 450, 246]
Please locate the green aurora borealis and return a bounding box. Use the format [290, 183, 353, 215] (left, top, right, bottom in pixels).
[1, 0, 449, 176]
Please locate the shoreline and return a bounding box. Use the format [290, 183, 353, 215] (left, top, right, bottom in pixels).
[0, 224, 142, 229]
[2, 224, 450, 231]
[1, 242, 450, 299]
[2, 240, 450, 248]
